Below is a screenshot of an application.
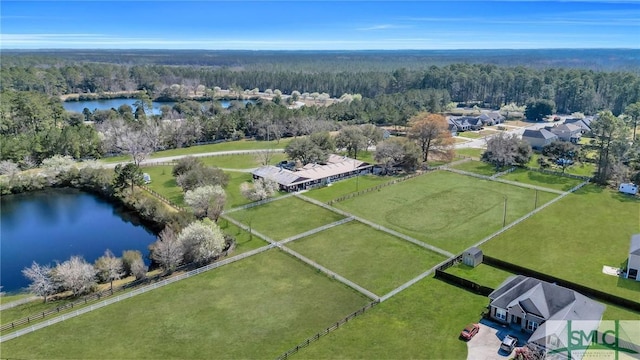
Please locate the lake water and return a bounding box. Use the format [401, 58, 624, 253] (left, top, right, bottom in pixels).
[0, 188, 156, 293]
[62, 98, 254, 115]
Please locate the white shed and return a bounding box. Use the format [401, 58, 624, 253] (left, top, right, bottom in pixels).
[462, 247, 483, 268]
[143, 173, 152, 184]
[619, 183, 638, 195]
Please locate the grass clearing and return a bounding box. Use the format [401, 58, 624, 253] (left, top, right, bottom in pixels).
[219, 220, 268, 254]
[305, 175, 394, 203]
[298, 277, 487, 359]
[481, 185, 640, 300]
[200, 152, 287, 169]
[452, 160, 501, 176]
[0, 293, 31, 305]
[228, 197, 344, 240]
[287, 221, 446, 295]
[500, 169, 585, 191]
[141, 165, 185, 206]
[456, 148, 484, 159]
[224, 171, 254, 209]
[149, 138, 293, 159]
[445, 263, 515, 289]
[335, 171, 558, 253]
[0, 250, 369, 359]
[602, 303, 640, 321]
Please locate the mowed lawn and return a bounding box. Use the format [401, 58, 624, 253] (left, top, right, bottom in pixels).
[305, 175, 394, 203]
[500, 169, 585, 191]
[451, 160, 501, 176]
[228, 197, 344, 240]
[200, 152, 286, 169]
[1, 250, 369, 359]
[445, 263, 515, 289]
[287, 221, 446, 295]
[298, 277, 487, 359]
[481, 185, 640, 300]
[335, 171, 558, 253]
[141, 165, 185, 206]
[149, 138, 293, 159]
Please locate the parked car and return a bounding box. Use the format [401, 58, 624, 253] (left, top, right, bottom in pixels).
[500, 335, 518, 353]
[460, 323, 480, 340]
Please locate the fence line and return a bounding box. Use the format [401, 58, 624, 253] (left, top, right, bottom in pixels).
[490, 166, 516, 179]
[380, 258, 455, 302]
[223, 193, 297, 214]
[0, 244, 274, 342]
[280, 217, 355, 245]
[524, 166, 592, 181]
[296, 194, 454, 258]
[326, 171, 429, 205]
[140, 161, 176, 167]
[443, 167, 565, 194]
[275, 300, 380, 360]
[139, 185, 185, 212]
[434, 269, 494, 296]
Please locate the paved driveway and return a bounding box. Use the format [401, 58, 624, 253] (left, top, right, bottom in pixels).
[466, 323, 518, 360]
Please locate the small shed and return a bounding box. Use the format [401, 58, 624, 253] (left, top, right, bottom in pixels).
[462, 247, 483, 268]
[619, 183, 638, 195]
[143, 173, 152, 184]
[627, 234, 640, 281]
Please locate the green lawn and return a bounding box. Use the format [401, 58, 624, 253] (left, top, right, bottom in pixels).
[228, 197, 345, 241]
[452, 160, 501, 176]
[287, 222, 446, 295]
[1, 297, 83, 327]
[298, 277, 487, 359]
[335, 171, 558, 253]
[500, 169, 585, 191]
[445, 263, 515, 289]
[457, 131, 482, 139]
[219, 220, 268, 254]
[149, 138, 293, 159]
[455, 148, 484, 159]
[224, 171, 255, 209]
[305, 175, 394, 203]
[0, 293, 31, 305]
[481, 185, 640, 300]
[200, 152, 287, 169]
[141, 165, 185, 206]
[565, 162, 596, 177]
[0, 250, 370, 359]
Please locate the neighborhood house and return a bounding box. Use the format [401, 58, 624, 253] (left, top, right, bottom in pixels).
[251, 154, 374, 192]
[521, 129, 558, 149]
[488, 275, 605, 354]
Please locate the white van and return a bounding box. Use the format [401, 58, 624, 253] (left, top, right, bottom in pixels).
[619, 183, 638, 195]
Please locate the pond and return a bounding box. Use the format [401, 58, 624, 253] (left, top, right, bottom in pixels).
[0, 188, 157, 293]
[62, 98, 255, 115]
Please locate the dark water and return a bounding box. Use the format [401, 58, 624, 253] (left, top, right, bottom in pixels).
[62, 98, 254, 114]
[0, 188, 156, 293]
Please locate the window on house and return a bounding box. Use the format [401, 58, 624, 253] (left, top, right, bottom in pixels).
[496, 308, 507, 321]
[527, 320, 539, 332]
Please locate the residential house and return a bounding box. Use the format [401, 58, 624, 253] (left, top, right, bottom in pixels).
[550, 123, 582, 143]
[521, 129, 559, 149]
[449, 116, 484, 132]
[488, 275, 605, 355]
[251, 154, 373, 192]
[626, 234, 640, 281]
[479, 111, 505, 126]
[564, 117, 594, 134]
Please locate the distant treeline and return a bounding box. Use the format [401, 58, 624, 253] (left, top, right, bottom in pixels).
[1, 58, 639, 115]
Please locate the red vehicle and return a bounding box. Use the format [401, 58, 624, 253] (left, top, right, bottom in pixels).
[460, 323, 480, 341]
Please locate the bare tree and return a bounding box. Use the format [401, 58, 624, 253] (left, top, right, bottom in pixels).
[94, 250, 124, 291]
[150, 226, 184, 272]
[0, 160, 20, 176]
[255, 149, 277, 166]
[407, 112, 453, 163]
[22, 262, 56, 303]
[122, 250, 147, 280]
[482, 132, 532, 170]
[53, 256, 97, 297]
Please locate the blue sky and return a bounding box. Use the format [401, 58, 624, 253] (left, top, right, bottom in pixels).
[1, 1, 638, 49]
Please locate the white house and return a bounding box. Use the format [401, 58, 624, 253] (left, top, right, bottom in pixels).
[627, 234, 640, 281]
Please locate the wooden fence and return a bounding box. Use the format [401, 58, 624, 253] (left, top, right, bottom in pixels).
[327, 171, 427, 205]
[434, 269, 494, 296]
[139, 185, 185, 212]
[275, 300, 380, 360]
[523, 166, 592, 181]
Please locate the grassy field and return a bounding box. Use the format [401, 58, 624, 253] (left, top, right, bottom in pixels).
[456, 148, 484, 159]
[481, 185, 640, 300]
[602, 303, 640, 321]
[287, 221, 446, 295]
[500, 169, 585, 191]
[224, 171, 255, 209]
[0, 293, 31, 305]
[200, 152, 287, 169]
[445, 263, 515, 289]
[0, 250, 370, 359]
[335, 171, 558, 253]
[298, 277, 487, 359]
[149, 138, 293, 159]
[219, 220, 268, 254]
[228, 197, 345, 241]
[305, 175, 394, 203]
[141, 165, 185, 206]
[457, 131, 482, 139]
[452, 160, 501, 176]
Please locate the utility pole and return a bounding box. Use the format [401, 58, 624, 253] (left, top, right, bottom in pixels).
[534, 189, 538, 209]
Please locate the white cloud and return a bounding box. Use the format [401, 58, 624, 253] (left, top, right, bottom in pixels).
[357, 24, 410, 31]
